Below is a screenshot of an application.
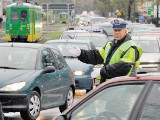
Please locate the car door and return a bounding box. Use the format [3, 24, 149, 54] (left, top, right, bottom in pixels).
[51, 49, 71, 101]
[40, 48, 62, 108]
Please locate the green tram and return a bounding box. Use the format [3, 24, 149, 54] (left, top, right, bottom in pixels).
[59, 12, 68, 24]
[5, 2, 43, 42]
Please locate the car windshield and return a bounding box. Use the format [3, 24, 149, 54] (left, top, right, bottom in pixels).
[90, 18, 108, 23]
[134, 40, 160, 53]
[71, 84, 144, 120]
[75, 36, 107, 47]
[46, 42, 89, 56]
[0, 47, 37, 69]
[100, 26, 114, 36]
[61, 31, 87, 39]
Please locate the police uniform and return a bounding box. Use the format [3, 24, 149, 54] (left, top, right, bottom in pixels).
[78, 20, 143, 83]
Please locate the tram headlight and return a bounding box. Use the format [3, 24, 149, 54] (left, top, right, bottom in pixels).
[10, 24, 12, 30]
[27, 24, 29, 30]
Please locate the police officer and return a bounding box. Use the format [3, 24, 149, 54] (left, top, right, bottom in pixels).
[67, 19, 143, 83]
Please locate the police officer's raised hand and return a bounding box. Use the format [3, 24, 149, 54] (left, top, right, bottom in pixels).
[66, 46, 81, 57]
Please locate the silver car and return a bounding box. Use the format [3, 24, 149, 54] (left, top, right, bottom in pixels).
[74, 32, 109, 49]
[132, 36, 160, 73]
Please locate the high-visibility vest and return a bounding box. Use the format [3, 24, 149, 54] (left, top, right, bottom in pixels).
[98, 40, 142, 79]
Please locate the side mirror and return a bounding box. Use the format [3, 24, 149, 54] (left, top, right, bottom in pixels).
[42, 66, 55, 74]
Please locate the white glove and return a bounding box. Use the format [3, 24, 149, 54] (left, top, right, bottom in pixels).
[91, 68, 101, 78]
[66, 46, 81, 57]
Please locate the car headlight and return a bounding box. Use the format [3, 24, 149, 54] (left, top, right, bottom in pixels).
[0, 82, 26, 91]
[74, 71, 84, 76]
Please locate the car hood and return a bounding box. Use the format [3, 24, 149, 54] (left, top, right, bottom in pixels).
[140, 53, 160, 62]
[65, 58, 93, 71]
[0, 69, 36, 86]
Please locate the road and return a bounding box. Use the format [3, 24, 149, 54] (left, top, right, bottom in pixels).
[4, 96, 83, 120]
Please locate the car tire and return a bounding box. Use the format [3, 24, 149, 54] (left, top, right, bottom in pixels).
[59, 87, 74, 113]
[20, 91, 41, 120]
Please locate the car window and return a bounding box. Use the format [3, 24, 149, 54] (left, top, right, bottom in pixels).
[52, 49, 66, 69]
[100, 26, 114, 36]
[139, 83, 160, 120]
[134, 40, 160, 53]
[71, 84, 144, 120]
[90, 42, 96, 49]
[75, 36, 108, 47]
[41, 48, 57, 68]
[0, 47, 37, 69]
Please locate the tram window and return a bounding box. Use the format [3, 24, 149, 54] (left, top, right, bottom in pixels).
[12, 10, 18, 22]
[21, 10, 27, 22]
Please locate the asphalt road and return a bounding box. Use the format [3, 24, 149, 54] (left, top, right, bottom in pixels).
[3, 96, 83, 120]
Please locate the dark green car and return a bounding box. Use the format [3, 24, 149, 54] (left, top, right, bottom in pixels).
[0, 43, 75, 120]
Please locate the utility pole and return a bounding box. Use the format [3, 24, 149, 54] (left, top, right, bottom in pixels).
[156, 0, 159, 27]
[128, 0, 134, 20]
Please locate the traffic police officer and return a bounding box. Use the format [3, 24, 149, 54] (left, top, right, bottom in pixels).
[67, 19, 143, 83]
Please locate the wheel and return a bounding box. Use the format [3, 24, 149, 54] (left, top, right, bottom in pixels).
[94, 110, 121, 120]
[20, 91, 41, 120]
[59, 87, 74, 113]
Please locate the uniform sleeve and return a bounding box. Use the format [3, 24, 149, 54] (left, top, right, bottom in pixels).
[100, 61, 132, 79]
[78, 49, 104, 65]
[100, 47, 136, 79]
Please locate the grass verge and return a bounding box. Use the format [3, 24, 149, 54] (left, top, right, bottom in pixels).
[39, 31, 62, 44]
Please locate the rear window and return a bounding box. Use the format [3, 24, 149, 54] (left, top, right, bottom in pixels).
[134, 40, 160, 53]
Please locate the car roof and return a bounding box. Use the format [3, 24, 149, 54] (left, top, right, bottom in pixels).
[102, 73, 160, 85]
[0, 42, 54, 49]
[62, 30, 89, 33]
[98, 22, 113, 26]
[75, 32, 107, 36]
[132, 36, 160, 41]
[45, 39, 93, 44]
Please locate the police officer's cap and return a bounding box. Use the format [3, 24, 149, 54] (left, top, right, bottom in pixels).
[112, 19, 126, 29]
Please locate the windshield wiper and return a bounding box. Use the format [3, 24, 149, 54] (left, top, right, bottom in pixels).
[67, 35, 74, 39]
[63, 56, 77, 58]
[0, 66, 19, 69]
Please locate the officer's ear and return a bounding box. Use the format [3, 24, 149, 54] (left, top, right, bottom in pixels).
[124, 28, 128, 34]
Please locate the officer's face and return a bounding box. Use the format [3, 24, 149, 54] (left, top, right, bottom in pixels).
[114, 28, 127, 41]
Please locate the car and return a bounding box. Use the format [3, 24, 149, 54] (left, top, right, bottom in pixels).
[60, 30, 89, 39]
[0, 43, 75, 120]
[88, 17, 109, 25]
[74, 32, 109, 49]
[45, 39, 96, 92]
[53, 72, 160, 120]
[132, 36, 160, 73]
[98, 22, 114, 40]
